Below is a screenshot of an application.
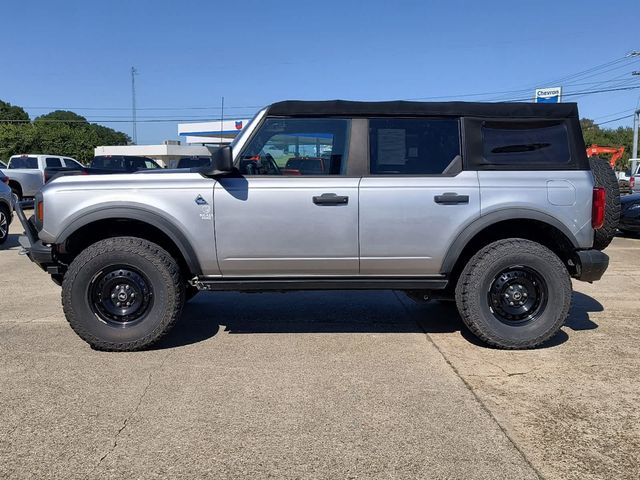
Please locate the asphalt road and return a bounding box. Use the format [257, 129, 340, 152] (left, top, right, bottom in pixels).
[1, 218, 638, 479]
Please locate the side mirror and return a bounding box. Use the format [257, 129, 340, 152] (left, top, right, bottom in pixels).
[207, 146, 233, 175]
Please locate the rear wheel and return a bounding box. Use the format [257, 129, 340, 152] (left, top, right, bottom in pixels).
[455, 239, 571, 349]
[62, 237, 184, 351]
[590, 157, 620, 250]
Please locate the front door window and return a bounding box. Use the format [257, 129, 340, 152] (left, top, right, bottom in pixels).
[238, 118, 350, 176]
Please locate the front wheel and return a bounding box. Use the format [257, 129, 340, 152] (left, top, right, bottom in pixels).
[455, 239, 572, 349]
[62, 237, 184, 351]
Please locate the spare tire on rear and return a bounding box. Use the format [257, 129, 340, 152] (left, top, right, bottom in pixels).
[589, 156, 620, 251]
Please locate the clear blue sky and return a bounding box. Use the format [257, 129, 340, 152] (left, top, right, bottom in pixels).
[2, 0, 639, 144]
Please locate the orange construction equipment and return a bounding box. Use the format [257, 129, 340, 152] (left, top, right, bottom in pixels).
[585, 144, 625, 168]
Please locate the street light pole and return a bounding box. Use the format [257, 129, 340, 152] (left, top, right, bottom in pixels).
[629, 69, 639, 175]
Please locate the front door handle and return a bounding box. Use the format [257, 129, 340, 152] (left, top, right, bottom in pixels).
[313, 193, 349, 205]
[434, 193, 469, 205]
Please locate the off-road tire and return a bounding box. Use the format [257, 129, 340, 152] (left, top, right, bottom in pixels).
[0, 204, 10, 245]
[590, 156, 620, 250]
[62, 237, 184, 351]
[455, 239, 572, 349]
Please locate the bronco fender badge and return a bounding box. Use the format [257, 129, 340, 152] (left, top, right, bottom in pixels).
[195, 195, 208, 206]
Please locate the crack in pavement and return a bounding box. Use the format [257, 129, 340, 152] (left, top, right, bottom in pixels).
[391, 290, 546, 480]
[486, 361, 541, 377]
[91, 350, 173, 473]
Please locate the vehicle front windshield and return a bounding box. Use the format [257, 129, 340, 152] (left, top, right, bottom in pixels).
[230, 109, 265, 150]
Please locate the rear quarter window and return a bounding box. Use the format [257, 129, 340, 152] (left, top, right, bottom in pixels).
[481, 121, 571, 166]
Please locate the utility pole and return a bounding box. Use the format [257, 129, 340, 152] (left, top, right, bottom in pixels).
[131, 66, 138, 144]
[632, 109, 639, 175]
[220, 96, 224, 145]
[632, 70, 640, 175]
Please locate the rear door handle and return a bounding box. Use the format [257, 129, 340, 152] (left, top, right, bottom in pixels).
[313, 193, 349, 205]
[434, 193, 469, 205]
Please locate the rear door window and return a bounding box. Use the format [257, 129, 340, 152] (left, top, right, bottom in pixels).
[63, 158, 83, 169]
[9, 157, 38, 169]
[143, 159, 161, 169]
[481, 122, 570, 165]
[46, 157, 63, 168]
[369, 118, 461, 174]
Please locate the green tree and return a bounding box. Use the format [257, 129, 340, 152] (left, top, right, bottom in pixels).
[0, 100, 130, 164]
[0, 100, 29, 122]
[34, 110, 88, 126]
[581, 118, 634, 170]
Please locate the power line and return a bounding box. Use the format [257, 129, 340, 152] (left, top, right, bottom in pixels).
[503, 83, 640, 102]
[486, 55, 639, 101]
[582, 114, 635, 130]
[592, 108, 638, 121]
[18, 59, 640, 112]
[21, 105, 264, 111]
[404, 75, 640, 102]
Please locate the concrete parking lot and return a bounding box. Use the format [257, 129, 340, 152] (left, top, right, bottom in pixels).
[1, 218, 639, 480]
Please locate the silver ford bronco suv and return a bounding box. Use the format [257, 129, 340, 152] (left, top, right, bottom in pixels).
[16, 100, 619, 351]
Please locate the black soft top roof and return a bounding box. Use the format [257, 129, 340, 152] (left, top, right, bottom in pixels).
[266, 100, 579, 119]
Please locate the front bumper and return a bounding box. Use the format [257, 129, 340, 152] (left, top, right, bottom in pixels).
[15, 200, 55, 272]
[572, 249, 609, 283]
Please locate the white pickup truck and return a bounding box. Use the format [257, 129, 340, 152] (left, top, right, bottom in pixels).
[630, 161, 640, 193]
[0, 154, 83, 199]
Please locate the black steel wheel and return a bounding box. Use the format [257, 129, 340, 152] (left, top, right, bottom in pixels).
[456, 239, 572, 349]
[487, 266, 548, 326]
[88, 266, 154, 326]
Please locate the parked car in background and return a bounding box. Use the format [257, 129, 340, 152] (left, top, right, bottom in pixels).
[281, 157, 329, 175]
[619, 178, 631, 195]
[631, 165, 639, 194]
[0, 171, 16, 244]
[175, 156, 212, 169]
[0, 160, 7, 169]
[44, 155, 164, 183]
[91, 155, 162, 172]
[619, 193, 640, 236]
[0, 154, 83, 199]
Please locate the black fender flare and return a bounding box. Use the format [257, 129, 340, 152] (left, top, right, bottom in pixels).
[440, 208, 581, 274]
[56, 206, 202, 275]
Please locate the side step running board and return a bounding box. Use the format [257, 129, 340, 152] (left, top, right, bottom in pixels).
[191, 276, 448, 292]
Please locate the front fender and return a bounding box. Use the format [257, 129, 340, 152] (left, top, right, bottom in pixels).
[49, 204, 204, 275]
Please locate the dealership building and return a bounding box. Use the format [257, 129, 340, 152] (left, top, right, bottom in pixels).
[178, 118, 250, 145]
[94, 118, 250, 167]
